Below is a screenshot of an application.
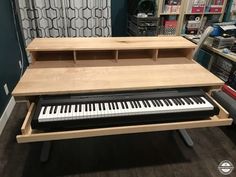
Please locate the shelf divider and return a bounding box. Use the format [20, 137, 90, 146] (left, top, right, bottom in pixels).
[73, 51, 77, 64]
[114, 50, 119, 63]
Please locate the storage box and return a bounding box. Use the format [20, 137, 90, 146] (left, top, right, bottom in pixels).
[209, 5, 223, 13]
[192, 6, 205, 13]
[164, 20, 177, 28]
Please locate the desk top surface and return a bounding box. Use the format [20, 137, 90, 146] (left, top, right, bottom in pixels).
[27, 36, 196, 51]
[13, 63, 223, 96]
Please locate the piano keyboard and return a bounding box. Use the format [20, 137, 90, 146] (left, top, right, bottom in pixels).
[32, 88, 220, 131]
[38, 96, 213, 122]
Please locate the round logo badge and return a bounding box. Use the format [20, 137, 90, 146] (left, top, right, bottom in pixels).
[218, 160, 234, 175]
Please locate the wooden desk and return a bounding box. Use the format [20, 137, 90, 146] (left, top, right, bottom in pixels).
[13, 37, 233, 143]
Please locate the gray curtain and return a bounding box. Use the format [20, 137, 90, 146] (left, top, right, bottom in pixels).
[17, 0, 112, 45]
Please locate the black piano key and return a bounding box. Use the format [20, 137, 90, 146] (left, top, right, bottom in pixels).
[89, 104, 92, 111]
[68, 105, 71, 112]
[146, 100, 151, 107]
[124, 102, 129, 109]
[130, 101, 134, 108]
[133, 101, 138, 108]
[188, 98, 194, 104]
[166, 99, 172, 106]
[54, 106, 57, 114]
[199, 97, 205, 103]
[121, 102, 125, 109]
[102, 103, 106, 110]
[179, 98, 185, 105]
[163, 99, 169, 106]
[154, 100, 160, 107]
[142, 100, 147, 108]
[64, 105, 67, 113]
[176, 98, 182, 105]
[171, 99, 177, 105]
[60, 106, 64, 113]
[108, 102, 112, 110]
[75, 105, 78, 112]
[184, 98, 190, 105]
[98, 103, 102, 111]
[42, 107, 46, 114]
[192, 97, 199, 104]
[115, 102, 119, 109]
[85, 104, 88, 112]
[136, 101, 141, 108]
[93, 104, 95, 111]
[189, 97, 195, 104]
[197, 97, 203, 104]
[49, 106, 53, 114]
[196, 97, 203, 104]
[79, 105, 82, 112]
[157, 99, 163, 106]
[112, 102, 115, 110]
[194, 97, 201, 104]
[151, 100, 156, 107]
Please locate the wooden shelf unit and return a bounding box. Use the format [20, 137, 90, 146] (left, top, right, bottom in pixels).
[27, 37, 196, 65]
[13, 37, 233, 143]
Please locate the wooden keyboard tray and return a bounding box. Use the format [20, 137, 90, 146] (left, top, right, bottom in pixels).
[16, 96, 233, 143]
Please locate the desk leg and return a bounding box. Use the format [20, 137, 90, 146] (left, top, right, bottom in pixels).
[178, 129, 194, 147]
[40, 141, 52, 163]
[208, 55, 214, 70]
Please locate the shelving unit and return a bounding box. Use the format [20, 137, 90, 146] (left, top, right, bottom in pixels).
[180, 0, 228, 35]
[155, 0, 228, 36]
[157, 0, 184, 35]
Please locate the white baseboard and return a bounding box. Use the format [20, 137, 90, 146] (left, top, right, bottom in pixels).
[0, 97, 16, 135]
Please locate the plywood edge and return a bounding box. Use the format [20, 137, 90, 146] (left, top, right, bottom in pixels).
[20, 103, 35, 135]
[16, 116, 233, 143]
[207, 93, 229, 119]
[12, 82, 224, 97]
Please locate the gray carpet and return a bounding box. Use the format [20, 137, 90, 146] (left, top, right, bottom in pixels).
[1, 103, 236, 177]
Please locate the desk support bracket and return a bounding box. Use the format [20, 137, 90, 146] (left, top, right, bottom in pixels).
[178, 129, 194, 147]
[40, 141, 52, 162]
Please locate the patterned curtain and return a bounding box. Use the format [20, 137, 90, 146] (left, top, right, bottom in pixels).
[17, 0, 112, 45]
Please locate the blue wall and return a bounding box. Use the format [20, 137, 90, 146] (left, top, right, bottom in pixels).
[0, 0, 127, 116]
[111, 0, 128, 36]
[0, 0, 27, 116]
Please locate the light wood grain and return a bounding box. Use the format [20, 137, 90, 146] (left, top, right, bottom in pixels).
[12, 63, 223, 97]
[21, 103, 35, 135]
[207, 93, 229, 119]
[29, 57, 194, 68]
[27, 36, 196, 51]
[16, 115, 233, 143]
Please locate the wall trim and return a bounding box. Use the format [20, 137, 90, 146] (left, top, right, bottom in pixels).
[0, 97, 16, 135]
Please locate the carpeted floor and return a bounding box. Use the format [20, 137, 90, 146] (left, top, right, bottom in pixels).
[0, 103, 236, 177]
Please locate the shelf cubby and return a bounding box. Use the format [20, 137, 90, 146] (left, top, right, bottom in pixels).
[158, 48, 193, 59]
[76, 50, 116, 60]
[32, 51, 74, 61]
[118, 49, 156, 60]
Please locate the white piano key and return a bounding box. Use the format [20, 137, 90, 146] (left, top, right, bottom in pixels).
[55, 105, 62, 121]
[38, 106, 45, 120]
[40, 106, 51, 122]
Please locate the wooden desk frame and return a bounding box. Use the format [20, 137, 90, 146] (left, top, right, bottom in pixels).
[13, 37, 233, 143]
